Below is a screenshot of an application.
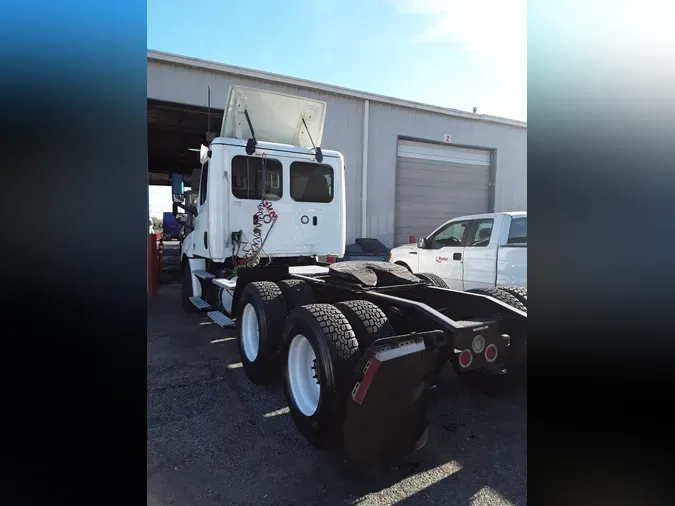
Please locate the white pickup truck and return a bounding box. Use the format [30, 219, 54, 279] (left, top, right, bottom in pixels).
[389, 212, 527, 290]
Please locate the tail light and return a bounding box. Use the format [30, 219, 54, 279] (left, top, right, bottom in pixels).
[458, 349, 473, 368]
[484, 344, 498, 363]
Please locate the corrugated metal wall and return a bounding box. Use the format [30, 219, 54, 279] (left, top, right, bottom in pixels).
[367, 103, 526, 247]
[147, 60, 527, 248]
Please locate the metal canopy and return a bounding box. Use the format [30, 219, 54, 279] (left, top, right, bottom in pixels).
[220, 86, 326, 148]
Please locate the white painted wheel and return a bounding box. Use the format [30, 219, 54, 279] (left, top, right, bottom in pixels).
[287, 334, 321, 417]
[241, 303, 260, 362]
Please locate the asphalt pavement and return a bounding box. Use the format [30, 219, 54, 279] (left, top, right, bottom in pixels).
[148, 244, 526, 505]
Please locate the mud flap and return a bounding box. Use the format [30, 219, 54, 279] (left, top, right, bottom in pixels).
[343, 333, 437, 467]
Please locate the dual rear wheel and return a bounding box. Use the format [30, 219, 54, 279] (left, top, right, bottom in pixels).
[235, 280, 394, 447]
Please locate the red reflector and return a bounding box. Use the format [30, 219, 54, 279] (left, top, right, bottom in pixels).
[352, 358, 381, 404]
[326, 255, 336, 264]
[409, 235, 416, 244]
[458, 350, 473, 368]
[485, 344, 498, 363]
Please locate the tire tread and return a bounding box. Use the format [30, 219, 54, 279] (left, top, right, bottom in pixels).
[416, 272, 449, 288]
[467, 287, 526, 313]
[277, 279, 316, 310]
[334, 300, 395, 349]
[497, 285, 527, 308]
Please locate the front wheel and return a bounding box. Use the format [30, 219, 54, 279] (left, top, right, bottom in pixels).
[282, 304, 360, 448]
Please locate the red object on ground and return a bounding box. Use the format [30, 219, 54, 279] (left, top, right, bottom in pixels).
[148, 234, 158, 296]
[409, 235, 416, 244]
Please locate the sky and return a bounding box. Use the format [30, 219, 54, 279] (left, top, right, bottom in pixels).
[147, 0, 526, 219]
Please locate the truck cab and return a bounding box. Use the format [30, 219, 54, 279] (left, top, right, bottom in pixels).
[389, 212, 527, 290]
[173, 86, 347, 268]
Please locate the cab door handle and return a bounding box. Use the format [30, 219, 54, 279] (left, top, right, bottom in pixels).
[453, 253, 462, 260]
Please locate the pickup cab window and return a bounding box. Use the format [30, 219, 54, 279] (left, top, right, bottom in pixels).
[467, 219, 494, 247]
[428, 221, 470, 249]
[508, 217, 527, 244]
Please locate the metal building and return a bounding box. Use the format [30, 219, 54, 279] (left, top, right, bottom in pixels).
[147, 50, 527, 248]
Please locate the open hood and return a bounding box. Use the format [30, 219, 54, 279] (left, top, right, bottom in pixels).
[220, 86, 326, 148]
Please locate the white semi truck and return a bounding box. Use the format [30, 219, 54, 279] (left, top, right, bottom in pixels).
[171, 86, 527, 466]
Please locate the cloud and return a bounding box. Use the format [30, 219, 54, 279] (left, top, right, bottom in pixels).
[399, 0, 526, 68]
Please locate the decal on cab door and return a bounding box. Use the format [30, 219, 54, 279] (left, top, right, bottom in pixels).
[435, 256, 449, 262]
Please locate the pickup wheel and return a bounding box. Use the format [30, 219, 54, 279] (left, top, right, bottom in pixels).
[237, 281, 289, 385]
[394, 261, 412, 272]
[467, 287, 526, 313]
[497, 286, 527, 309]
[277, 279, 316, 310]
[415, 272, 449, 289]
[282, 304, 360, 448]
[333, 300, 395, 350]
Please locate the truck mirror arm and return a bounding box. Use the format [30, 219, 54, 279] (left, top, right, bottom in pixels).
[172, 202, 198, 217]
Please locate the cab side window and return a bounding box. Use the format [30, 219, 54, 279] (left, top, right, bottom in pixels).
[429, 221, 470, 249]
[199, 161, 209, 206]
[467, 219, 494, 247]
[508, 217, 527, 244]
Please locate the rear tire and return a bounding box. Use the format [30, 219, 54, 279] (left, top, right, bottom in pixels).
[497, 285, 527, 309]
[333, 300, 395, 350]
[181, 262, 198, 313]
[277, 279, 316, 310]
[237, 281, 289, 385]
[282, 304, 360, 448]
[415, 272, 448, 288]
[467, 287, 526, 313]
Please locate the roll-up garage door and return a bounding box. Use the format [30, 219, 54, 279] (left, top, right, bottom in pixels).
[394, 139, 491, 246]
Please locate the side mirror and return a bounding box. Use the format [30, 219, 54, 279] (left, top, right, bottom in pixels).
[171, 173, 185, 203]
[417, 237, 428, 249]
